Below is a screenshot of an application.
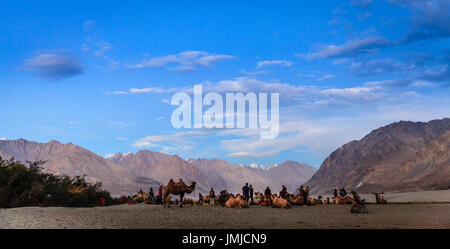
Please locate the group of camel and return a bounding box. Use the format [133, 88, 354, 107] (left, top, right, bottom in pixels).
[158, 179, 388, 213]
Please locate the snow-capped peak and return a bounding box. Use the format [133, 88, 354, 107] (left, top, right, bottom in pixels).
[249, 163, 279, 170]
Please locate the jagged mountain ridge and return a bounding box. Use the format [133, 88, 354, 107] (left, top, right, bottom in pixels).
[0, 139, 160, 196]
[305, 118, 450, 194]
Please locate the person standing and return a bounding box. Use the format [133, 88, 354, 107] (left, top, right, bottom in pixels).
[249, 185, 254, 205]
[149, 187, 154, 202]
[157, 185, 163, 204]
[264, 186, 272, 206]
[299, 186, 305, 200]
[280, 185, 288, 199]
[209, 188, 216, 206]
[242, 183, 250, 202]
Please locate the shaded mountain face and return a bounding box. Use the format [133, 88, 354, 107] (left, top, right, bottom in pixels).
[305, 118, 450, 194]
[0, 139, 160, 196]
[108, 150, 212, 193]
[187, 158, 281, 193]
[249, 160, 317, 192]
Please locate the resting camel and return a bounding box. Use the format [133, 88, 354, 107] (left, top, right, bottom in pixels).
[225, 194, 248, 208]
[313, 195, 323, 205]
[253, 192, 264, 205]
[218, 190, 230, 206]
[183, 198, 195, 206]
[163, 179, 196, 207]
[351, 199, 368, 213]
[132, 192, 149, 203]
[199, 193, 211, 206]
[333, 195, 355, 204]
[271, 194, 291, 208]
[287, 194, 305, 205]
[373, 192, 388, 204]
[306, 197, 315, 205]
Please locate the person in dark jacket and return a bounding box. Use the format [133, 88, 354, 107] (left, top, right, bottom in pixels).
[242, 183, 250, 202]
[249, 185, 254, 205]
[148, 187, 154, 202]
[264, 186, 272, 206]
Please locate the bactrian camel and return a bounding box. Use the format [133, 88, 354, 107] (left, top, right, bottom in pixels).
[163, 179, 196, 207]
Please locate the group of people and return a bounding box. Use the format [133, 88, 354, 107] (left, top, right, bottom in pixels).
[333, 187, 347, 198]
[142, 185, 165, 204]
[133, 179, 318, 206]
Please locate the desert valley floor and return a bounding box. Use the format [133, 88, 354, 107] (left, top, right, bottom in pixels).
[1, 190, 450, 229]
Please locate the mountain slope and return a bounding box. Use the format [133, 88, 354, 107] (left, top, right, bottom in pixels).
[108, 150, 212, 193]
[188, 158, 280, 193]
[0, 139, 160, 196]
[305, 118, 450, 194]
[250, 160, 317, 192]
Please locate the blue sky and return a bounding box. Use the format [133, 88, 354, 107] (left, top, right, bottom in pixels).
[1, 0, 449, 168]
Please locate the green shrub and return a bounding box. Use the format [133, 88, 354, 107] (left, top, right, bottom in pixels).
[0, 157, 112, 208]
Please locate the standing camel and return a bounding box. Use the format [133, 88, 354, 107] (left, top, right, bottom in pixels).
[163, 179, 196, 207]
[373, 192, 388, 204]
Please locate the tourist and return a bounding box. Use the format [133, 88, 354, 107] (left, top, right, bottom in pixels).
[242, 182, 250, 202]
[249, 185, 254, 205]
[209, 188, 215, 205]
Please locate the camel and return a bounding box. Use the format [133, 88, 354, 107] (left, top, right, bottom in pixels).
[199, 193, 211, 205]
[133, 192, 149, 203]
[373, 192, 388, 204]
[218, 190, 230, 206]
[253, 192, 264, 205]
[225, 194, 248, 208]
[183, 198, 195, 206]
[306, 197, 315, 205]
[271, 194, 291, 208]
[313, 195, 323, 205]
[288, 194, 305, 205]
[163, 179, 196, 207]
[333, 195, 355, 204]
[350, 199, 368, 213]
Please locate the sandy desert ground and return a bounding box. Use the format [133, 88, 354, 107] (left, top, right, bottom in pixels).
[0, 203, 449, 229]
[1, 190, 449, 229]
[319, 189, 450, 203]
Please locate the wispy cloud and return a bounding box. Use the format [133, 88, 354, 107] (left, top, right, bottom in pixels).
[298, 37, 391, 59]
[256, 60, 293, 68]
[129, 51, 235, 71]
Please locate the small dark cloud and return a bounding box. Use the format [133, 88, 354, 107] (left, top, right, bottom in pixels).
[391, 0, 450, 43]
[23, 53, 83, 80]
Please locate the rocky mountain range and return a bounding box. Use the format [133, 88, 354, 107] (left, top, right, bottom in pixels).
[2, 118, 448, 197]
[248, 160, 317, 192]
[0, 139, 315, 196]
[305, 118, 450, 194]
[108, 151, 212, 193]
[0, 139, 158, 196]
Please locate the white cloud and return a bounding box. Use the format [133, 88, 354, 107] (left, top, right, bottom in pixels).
[316, 74, 336, 81]
[129, 51, 235, 71]
[256, 60, 293, 68]
[298, 37, 391, 59]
